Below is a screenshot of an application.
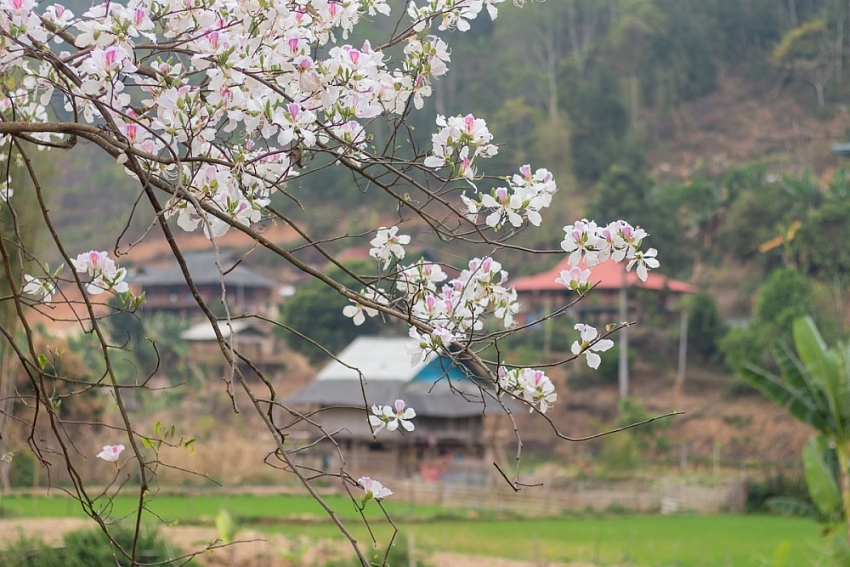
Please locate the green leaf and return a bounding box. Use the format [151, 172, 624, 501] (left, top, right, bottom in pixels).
[740, 364, 828, 431]
[802, 436, 842, 517]
[794, 317, 845, 436]
[773, 341, 828, 413]
[37, 354, 48, 369]
[215, 509, 237, 544]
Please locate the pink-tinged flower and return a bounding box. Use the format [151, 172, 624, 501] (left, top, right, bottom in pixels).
[561, 220, 602, 267]
[518, 368, 557, 413]
[387, 399, 416, 432]
[71, 250, 128, 295]
[96, 444, 125, 462]
[358, 476, 392, 503]
[555, 266, 591, 295]
[570, 323, 614, 369]
[368, 399, 416, 433]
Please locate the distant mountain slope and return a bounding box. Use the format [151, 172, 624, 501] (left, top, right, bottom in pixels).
[647, 72, 850, 180]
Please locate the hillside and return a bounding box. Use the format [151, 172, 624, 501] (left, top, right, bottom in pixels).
[647, 72, 850, 180]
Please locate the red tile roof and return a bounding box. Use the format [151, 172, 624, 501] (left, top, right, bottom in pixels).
[512, 257, 695, 294]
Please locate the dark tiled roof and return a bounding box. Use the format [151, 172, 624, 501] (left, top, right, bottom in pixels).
[286, 378, 505, 418]
[131, 251, 277, 289]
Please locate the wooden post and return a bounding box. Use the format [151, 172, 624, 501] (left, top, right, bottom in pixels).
[676, 310, 689, 386]
[618, 285, 629, 398]
[542, 294, 553, 357]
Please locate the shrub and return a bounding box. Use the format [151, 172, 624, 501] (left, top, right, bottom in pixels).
[0, 525, 193, 567]
[10, 450, 36, 488]
[685, 292, 726, 364]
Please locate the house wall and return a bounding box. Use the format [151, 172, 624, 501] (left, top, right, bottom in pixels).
[141, 284, 276, 318]
[296, 407, 490, 479]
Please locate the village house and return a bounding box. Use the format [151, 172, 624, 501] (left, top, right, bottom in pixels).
[512, 258, 695, 395]
[130, 250, 279, 320]
[286, 336, 507, 483]
[180, 319, 288, 382]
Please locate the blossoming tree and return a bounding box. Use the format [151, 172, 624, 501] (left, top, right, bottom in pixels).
[0, 0, 668, 564]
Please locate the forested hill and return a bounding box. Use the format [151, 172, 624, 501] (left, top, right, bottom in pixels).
[44, 0, 850, 284]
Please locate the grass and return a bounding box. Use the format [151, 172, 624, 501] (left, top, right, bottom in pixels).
[0, 493, 826, 566]
[275, 515, 824, 566]
[0, 492, 450, 523]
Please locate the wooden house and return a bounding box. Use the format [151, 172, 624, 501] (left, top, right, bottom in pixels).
[130, 251, 278, 320]
[286, 336, 506, 483]
[180, 319, 288, 382]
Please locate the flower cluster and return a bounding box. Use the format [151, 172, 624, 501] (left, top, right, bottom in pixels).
[560, 220, 657, 280]
[0, 0, 666, 439]
[461, 165, 558, 229]
[71, 251, 129, 295]
[369, 399, 416, 432]
[424, 114, 498, 178]
[498, 367, 557, 414]
[0, 0, 527, 245]
[408, 0, 503, 32]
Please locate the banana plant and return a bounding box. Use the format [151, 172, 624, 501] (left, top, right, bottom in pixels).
[741, 316, 850, 540]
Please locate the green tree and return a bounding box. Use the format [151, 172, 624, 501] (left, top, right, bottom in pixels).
[721, 267, 811, 372]
[606, 0, 666, 127]
[753, 267, 812, 342]
[585, 166, 691, 276]
[773, 19, 833, 106]
[280, 259, 384, 363]
[565, 65, 639, 182]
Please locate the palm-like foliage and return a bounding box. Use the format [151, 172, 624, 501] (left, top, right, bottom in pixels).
[742, 316, 850, 538]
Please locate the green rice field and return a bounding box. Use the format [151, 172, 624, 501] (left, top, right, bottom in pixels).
[0, 492, 826, 566]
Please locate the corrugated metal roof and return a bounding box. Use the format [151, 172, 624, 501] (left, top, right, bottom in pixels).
[131, 251, 277, 289]
[315, 336, 431, 381]
[286, 378, 503, 418]
[181, 320, 250, 341]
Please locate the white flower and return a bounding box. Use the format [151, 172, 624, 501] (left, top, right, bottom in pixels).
[369, 404, 388, 432]
[570, 323, 614, 369]
[369, 226, 410, 269]
[407, 326, 432, 365]
[342, 301, 375, 326]
[96, 444, 125, 462]
[341, 288, 386, 325]
[23, 274, 57, 304]
[627, 247, 660, 281]
[358, 476, 392, 503]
